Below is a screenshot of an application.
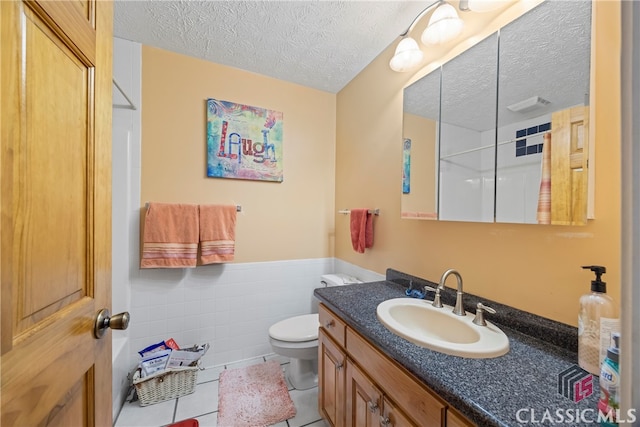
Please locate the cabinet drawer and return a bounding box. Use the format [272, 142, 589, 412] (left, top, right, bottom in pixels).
[346, 328, 446, 427]
[319, 304, 347, 347]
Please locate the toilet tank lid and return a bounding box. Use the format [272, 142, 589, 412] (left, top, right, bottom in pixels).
[321, 273, 362, 287]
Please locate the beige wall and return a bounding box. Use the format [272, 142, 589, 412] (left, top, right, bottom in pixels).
[141, 47, 337, 262]
[401, 113, 437, 218]
[139, 1, 620, 326]
[335, 1, 621, 326]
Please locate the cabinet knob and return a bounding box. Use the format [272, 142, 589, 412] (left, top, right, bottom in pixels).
[335, 362, 343, 370]
[368, 401, 378, 413]
[380, 416, 391, 426]
[325, 319, 335, 328]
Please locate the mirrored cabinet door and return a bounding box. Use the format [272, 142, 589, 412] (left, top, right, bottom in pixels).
[399, 0, 593, 225]
[401, 68, 440, 220]
[495, 0, 591, 225]
[439, 33, 498, 223]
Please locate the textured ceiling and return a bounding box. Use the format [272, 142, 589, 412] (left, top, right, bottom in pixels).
[113, 0, 437, 94]
[403, 0, 592, 131]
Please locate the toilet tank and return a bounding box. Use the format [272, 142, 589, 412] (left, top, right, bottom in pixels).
[312, 273, 362, 313]
[321, 273, 362, 288]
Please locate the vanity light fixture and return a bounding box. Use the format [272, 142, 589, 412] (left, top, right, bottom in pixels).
[389, 1, 464, 72]
[390, 0, 516, 72]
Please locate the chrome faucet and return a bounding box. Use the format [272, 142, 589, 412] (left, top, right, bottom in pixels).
[437, 269, 465, 316]
[472, 302, 496, 326]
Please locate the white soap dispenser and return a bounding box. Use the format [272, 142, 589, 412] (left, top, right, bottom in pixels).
[578, 265, 619, 376]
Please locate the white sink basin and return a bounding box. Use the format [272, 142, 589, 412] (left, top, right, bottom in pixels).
[376, 298, 509, 358]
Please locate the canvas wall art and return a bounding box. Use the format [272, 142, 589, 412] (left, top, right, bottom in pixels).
[402, 138, 411, 194]
[206, 99, 284, 182]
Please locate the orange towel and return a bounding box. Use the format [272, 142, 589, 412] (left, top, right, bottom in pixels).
[199, 205, 237, 264]
[350, 209, 374, 253]
[141, 203, 199, 268]
[536, 133, 552, 224]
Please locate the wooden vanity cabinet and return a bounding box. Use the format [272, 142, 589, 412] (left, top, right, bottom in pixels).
[346, 360, 415, 427]
[345, 360, 381, 427]
[318, 303, 476, 427]
[346, 327, 445, 426]
[319, 327, 346, 426]
[380, 396, 417, 427]
[447, 409, 476, 427]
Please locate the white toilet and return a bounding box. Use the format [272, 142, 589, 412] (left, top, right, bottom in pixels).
[268, 273, 362, 390]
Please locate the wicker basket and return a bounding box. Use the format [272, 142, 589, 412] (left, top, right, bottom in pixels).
[133, 366, 199, 406]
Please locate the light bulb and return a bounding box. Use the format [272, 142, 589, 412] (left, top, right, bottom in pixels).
[421, 3, 464, 45]
[389, 37, 424, 72]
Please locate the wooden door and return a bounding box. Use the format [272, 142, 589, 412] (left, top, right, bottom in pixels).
[319, 328, 346, 427]
[550, 105, 590, 225]
[1, 0, 113, 425]
[345, 360, 381, 427]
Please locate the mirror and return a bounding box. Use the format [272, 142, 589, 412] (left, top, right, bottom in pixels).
[401, 68, 440, 220]
[496, 0, 591, 225]
[401, 0, 592, 225]
[439, 33, 498, 223]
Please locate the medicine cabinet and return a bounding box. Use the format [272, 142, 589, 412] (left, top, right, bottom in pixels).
[401, 0, 592, 225]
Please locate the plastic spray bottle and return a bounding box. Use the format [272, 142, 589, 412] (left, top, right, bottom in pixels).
[578, 266, 619, 375]
[598, 332, 620, 426]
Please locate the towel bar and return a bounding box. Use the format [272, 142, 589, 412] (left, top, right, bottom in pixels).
[338, 209, 379, 216]
[145, 202, 241, 212]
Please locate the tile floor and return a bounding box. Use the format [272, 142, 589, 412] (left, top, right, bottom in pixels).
[114, 355, 329, 427]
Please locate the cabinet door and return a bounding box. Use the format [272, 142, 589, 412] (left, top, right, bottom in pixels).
[319, 328, 346, 427]
[381, 397, 417, 427]
[346, 360, 382, 427]
[346, 328, 446, 426]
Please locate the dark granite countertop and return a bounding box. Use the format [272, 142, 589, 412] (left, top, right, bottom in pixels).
[313, 269, 600, 427]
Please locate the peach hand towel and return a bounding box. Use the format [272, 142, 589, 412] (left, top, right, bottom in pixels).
[199, 205, 237, 264]
[536, 133, 552, 224]
[350, 209, 374, 253]
[141, 203, 199, 268]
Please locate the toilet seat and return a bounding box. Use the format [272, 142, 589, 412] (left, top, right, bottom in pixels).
[269, 313, 319, 342]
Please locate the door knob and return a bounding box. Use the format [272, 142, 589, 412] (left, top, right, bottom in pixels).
[94, 308, 130, 339]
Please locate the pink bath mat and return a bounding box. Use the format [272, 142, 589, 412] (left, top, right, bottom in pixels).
[217, 360, 296, 426]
